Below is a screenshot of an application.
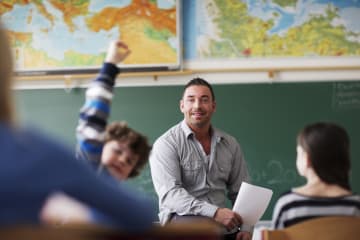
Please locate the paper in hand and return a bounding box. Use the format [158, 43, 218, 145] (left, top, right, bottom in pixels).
[232, 182, 273, 226]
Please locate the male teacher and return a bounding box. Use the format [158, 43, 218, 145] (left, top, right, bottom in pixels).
[150, 78, 251, 240]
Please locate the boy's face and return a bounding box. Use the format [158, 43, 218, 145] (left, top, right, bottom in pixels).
[101, 140, 139, 180]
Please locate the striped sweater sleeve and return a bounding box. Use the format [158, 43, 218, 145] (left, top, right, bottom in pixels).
[76, 62, 119, 165]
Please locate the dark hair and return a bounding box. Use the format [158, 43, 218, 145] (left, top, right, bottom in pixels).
[183, 77, 215, 101]
[105, 121, 151, 178]
[297, 122, 351, 190]
[0, 22, 15, 124]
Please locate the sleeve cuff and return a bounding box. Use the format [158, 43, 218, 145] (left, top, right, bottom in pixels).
[200, 203, 219, 218]
[100, 62, 120, 79]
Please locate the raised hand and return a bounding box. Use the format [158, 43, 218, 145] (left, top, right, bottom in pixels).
[105, 40, 131, 65]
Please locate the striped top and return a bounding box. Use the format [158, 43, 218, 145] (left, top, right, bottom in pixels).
[272, 190, 360, 229]
[76, 62, 119, 171]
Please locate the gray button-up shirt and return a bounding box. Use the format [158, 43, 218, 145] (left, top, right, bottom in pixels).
[150, 120, 250, 224]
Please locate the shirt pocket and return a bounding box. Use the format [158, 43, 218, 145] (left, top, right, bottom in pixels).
[214, 156, 232, 182]
[180, 152, 203, 186]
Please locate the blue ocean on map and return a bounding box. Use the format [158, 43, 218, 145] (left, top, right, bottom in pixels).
[182, 0, 197, 59]
[88, 0, 131, 11]
[246, 0, 360, 36]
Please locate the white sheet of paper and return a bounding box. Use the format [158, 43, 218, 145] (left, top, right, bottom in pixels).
[233, 182, 273, 226]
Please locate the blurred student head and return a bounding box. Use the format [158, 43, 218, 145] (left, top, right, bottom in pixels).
[0, 22, 14, 124]
[296, 122, 351, 190]
[103, 121, 151, 179]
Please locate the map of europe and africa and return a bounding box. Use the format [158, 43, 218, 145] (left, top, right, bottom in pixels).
[0, 0, 359, 73]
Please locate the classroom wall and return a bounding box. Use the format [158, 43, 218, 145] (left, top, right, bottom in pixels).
[15, 80, 360, 220]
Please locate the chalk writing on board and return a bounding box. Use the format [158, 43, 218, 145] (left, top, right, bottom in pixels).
[250, 160, 298, 187]
[332, 82, 360, 110]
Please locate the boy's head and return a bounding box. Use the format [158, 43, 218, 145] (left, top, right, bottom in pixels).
[101, 121, 151, 180]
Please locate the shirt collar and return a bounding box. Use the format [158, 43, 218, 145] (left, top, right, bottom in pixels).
[180, 120, 223, 143]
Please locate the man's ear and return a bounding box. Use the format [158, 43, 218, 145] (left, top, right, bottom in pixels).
[180, 99, 184, 113]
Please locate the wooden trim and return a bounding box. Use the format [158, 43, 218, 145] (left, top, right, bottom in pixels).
[14, 70, 194, 81]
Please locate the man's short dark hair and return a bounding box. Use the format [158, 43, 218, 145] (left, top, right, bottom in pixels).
[183, 77, 215, 101]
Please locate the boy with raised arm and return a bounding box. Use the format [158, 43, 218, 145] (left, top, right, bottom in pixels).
[42, 40, 153, 224]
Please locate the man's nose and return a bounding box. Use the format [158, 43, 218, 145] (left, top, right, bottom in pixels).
[193, 99, 201, 108]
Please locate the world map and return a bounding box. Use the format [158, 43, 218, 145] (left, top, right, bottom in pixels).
[0, 0, 180, 73]
[1, 0, 359, 74]
[183, 0, 360, 60]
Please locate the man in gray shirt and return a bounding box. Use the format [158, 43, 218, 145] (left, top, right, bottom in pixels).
[150, 78, 251, 240]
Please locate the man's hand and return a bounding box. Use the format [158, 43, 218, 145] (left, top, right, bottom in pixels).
[214, 208, 243, 231]
[105, 40, 131, 65]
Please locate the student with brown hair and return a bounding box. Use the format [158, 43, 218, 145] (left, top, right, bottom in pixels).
[272, 122, 360, 229]
[75, 40, 151, 180]
[0, 21, 156, 229]
[42, 39, 156, 224]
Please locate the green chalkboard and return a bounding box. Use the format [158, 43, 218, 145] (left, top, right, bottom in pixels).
[15, 81, 360, 220]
